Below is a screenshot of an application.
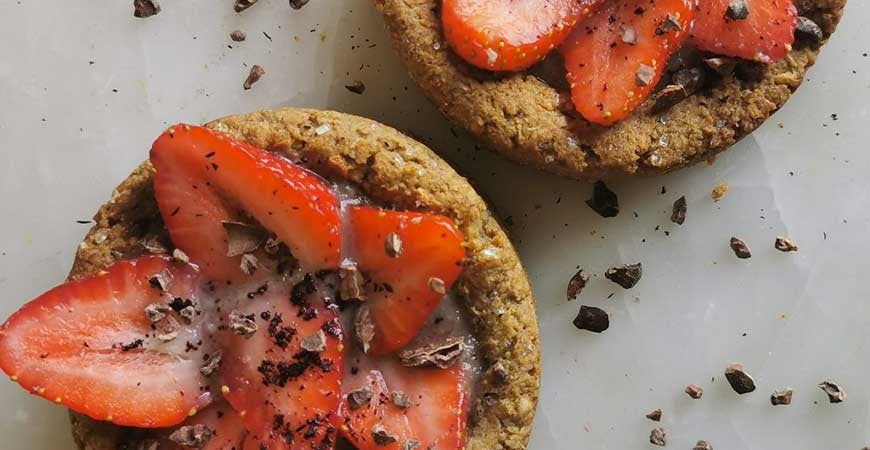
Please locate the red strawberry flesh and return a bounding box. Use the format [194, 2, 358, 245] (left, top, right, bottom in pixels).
[690, 0, 797, 63]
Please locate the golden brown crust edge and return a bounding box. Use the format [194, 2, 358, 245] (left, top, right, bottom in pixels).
[374, 0, 847, 179]
[68, 108, 541, 450]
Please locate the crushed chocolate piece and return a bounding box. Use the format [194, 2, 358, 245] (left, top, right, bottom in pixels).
[148, 269, 172, 291]
[339, 261, 365, 302]
[391, 391, 412, 409]
[347, 387, 373, 410]
[258, 351, 331, 387]
[650, 427, 667, 446]
[795, 16, 823, 43]
[672, 67, 705, 94]
[573, 305, 609, 333]
[586, 181, 619, 218]
[605, 263, 642, 289]
[566, 269, 589, 301]
[155, 316, 181, 342]
[243, 65, 265, 90]
[402, 440, 421, 450]
[724, 363, 756, 394]
[636, 64, 656, 87]
[222, 221, 266, 257]
[704, 57, 737, 75]
[711, 183, 728, 200]
[652, 84, 688, 113]
[645, 408, 662, 421]
[693, 441, 713, 450]
[229, 30, 246, 42]
[321, 317, 342, 338]
[199, 351, 222, 377]
[385, 232, 403, 258]
[145, 303, 170, 323]
[289, 0, 310, 9]
[345, 81, 366, 95]
[263, 236, 282, 255]
[671, 196, 687, 225]
[398, 336, 464, 369]
[770, 388, 793, 406]
[620, 24, 637, 45]
[240, 253, 259, 275]
[267, 313, 296, 348]
[229, 310, 258, 337]
[172, 248, 191, 264]
[491, 361, 510, 385]
[729, 237, 752, 259]
[133, 0, 161, 18]
[663, 13, 682, 31]
[818, 380, 846, 403]
[233, 0, 258, 12]
[355, 305, 375, 354]
[291, 274, 318, 320]
[371, 424, 398, 446]
[428, 277, 446, 295]
[141, 235, 169, 254]
[179, 305, 196, 324]
[300, 330, 327, 352]
[725, 0, 750, 20]
[120, 339, 144, 352]
[774, 236, 798, 252]
[169, 424, 212, 448]
[685, 384, 704, 399]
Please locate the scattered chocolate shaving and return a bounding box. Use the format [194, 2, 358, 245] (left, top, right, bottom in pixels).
[263, 236, 282, 255]
[620, 24, 637, 45]
[141, 235, 169, 254]
[229, 310, 258, 337]
[300, 330, 327, 352]
[179, 305, 196, 324]
[704, 57, 737, 75]
[200, 351, 222, 377]
[371, 424, 398, 446]
[243, 65, 265, 90]
[233, 0, 258, 13]
[398, 336, 464, 369]
[770, 388, 793, 406]
[652, 84, 688, 113]
[240, 253, 259, 275]
[685, 384, 704, 399]
[645, 409, 662, 421]
[725, 0, 750, 20]
[339, 261, 365, 302]
[729, 237, 752, 259]
[586, 181, 619, 218]
[391, 391, 412, 409]
[671, 196, 687, 225]
[428, 277, 446, 295]
[133, 0, 161, 18]
[566, 269, 589, 301]
[402, 440, 421, 450]
[385, 232, 403, 258]
[650, 427, 667, 446]
[724, 363, 756, 394]
[145, 303, 170, 323]
[120, 339, 143, 352]
[693, 441, 713, 450]
[229, 30, 246, 42]
[605, 263, 642, 289]
[635, 64, 656, 87]
[663, 13, 682, 31]
[172, 248, 191, 264]
[155, 316, 181, 342]
[818, 380, 846, 403]
[258, 351, 331, 387]
[345, 81, 366, 95]
[267, 313, 296, 348]
[573, 305, 609, 333]
[169, 424, 212, 448]
[711, 183, 728, 201]
[148, 269, 172, 291]
[289, 0, 310, 9]
[347, 387, 373, 410]
[355, 305, 375, 354]
[774, 236, 798, 252]
[222, 221, 266, 257]
[795, 16, 823, 43]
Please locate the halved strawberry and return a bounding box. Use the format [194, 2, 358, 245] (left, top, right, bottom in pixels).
[0, 256, 211, 428]
[219, 277, 344, 449]
[689, 0, 797, 62]
[562, 0, 697, 125]
[151, 124, 341, 280]
[442, 0, 603, 71]
[346, 206, 465, 355]
[339, 361, 467, 449]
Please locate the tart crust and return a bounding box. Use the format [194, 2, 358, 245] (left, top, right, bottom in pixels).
[374, 0, 847, 179]
[68, 108, 541, 450]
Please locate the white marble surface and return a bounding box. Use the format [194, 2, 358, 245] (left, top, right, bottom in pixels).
[0, 0, 868, 449]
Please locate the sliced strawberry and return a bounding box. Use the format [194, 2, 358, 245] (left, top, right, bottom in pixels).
[0, 256, 211, 428]
[151, 124, 341, 280]
[689, 0, 796, 62]
[219, 276, 344, 449]
[562, 0, 696, 125]
[346, 206, 465, 355]
[442, 0, 603, 71]
[339, 361, 467, 449]
[160, 403, 248, 450]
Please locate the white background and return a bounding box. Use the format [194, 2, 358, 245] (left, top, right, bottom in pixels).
[0, 0, 868, 448]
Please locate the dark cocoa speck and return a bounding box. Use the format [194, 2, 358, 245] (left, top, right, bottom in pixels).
[685, 384, 704, 399]
[243, 65, 265, 90]
[770, 388, 793, 406]
[645, 408, 662, 421]
[586, 181, 619, 218]
[724, 363, 756, 394]
[774, 236, 798, 252]
[795, 16, 824, 43]
[345, 80, 366, 95]
[729, 237, 752, 259]
[726, 0, 750, 20]
[818, 380, 846, 403]
[649, 427, 666, 446]
[230, 30, 247, 42]
[566, 269, 589, 301]
[605, 263, 642, 289]
[133, 0, 160, 18]
[573, 305, 609, 333]
[670, 196, 687, 225]
[169, 424, 212, 448]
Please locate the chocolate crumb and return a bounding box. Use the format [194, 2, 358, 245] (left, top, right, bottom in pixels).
[818, 380, 846, 403]
[385, 232, 403, 258]
[685, 384, 704, 399]
[339, 261, 365, 302]
[635, 64, 655, 87]
[133, 0, 160, 18]
[671, 196, 687, 225]
[172, 248, 191, 264]
[729, 237, 752, 259]
[399, 336, 464, 369]
[120, 339, 143, 352]
[141, 235, 169, 254]
[620, 24, 637, 45]
[199, 351, 222, 377]
[428, 277, 446, 295]
[649, 427, 666, 446]
[652, 84, 688, 113]
[663, 13, 682, 31]
[300, 330, 327, 352]
[572, 305, 609, 333]
[222, 221, 266, 257]
[240, 253, 259, 275]
[726, 0, 750, 20]
[229, 310, 258, 337]
[605, 263, 642, 289]
[770, 388, 793, 406]
[672, 67, 705, 94]
[230, 30, 246, 42]
[169, 424, 212, 448]
[566, 269, 589, 301]
[391, 391, 412, 409]
[347, 387, 373, 410]
[289, 0, 310, 9]
[711, 183, 728, 201]
[724, 363, 756, 394]
[371, 424, 398, 446]
[693, 441, 713, 450]
[586, 181, 619, 218]
[402, 440, 421, 450]
[233, 0, 258, 13]
[704, 57, 737, 75]
[345, 81, 366, 95]
[243, 65, 265, 90]
[179, 305, 196, 324]
[645, 408, 662, 421]
[145, 303, 170, 323]
[774, 236, 798, 252]
[795, 16, 824, 43]
[355, 305, 375, 354]
[148, 269, 172, 291]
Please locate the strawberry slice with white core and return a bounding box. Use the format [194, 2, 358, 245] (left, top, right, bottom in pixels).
[151, 124, 341, 281]
[346, 206, 466, 355]
[0, 256, 211, 428]
[689, 0, 797, 63]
